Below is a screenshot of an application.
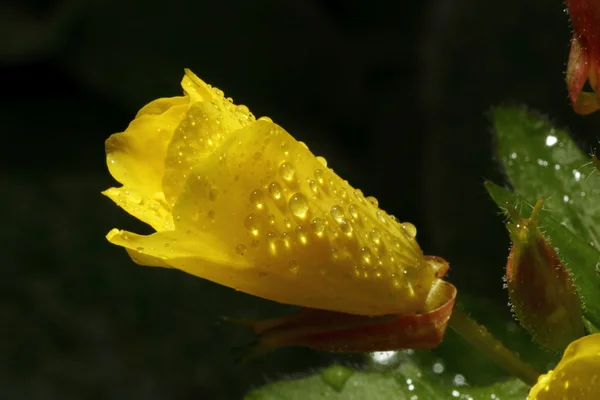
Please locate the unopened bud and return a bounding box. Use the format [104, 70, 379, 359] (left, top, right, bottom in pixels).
[565, 0, 600, 114]
[505, 198, 585, 352]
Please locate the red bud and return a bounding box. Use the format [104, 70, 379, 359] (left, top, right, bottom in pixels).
[565, 0, 600, 114]
[505, 198, 585, 352]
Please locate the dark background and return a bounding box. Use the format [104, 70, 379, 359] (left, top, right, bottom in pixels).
[2, 0, 600, 399]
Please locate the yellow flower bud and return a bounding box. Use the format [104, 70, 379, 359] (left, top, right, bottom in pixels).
[103, 69, 454, 318]
[529, 333, 600, 399]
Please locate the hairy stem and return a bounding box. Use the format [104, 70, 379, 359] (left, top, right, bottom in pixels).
[448, 306, 540, 386]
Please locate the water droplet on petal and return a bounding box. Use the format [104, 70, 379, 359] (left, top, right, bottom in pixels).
[311, 218, 325, 236]
[309, 180, 319, 194]
[366, 196, 379, 207]
[289, 193, 309, 219]
[295, 225, 308, 245]
[244, 213, 261, 236]
[361, 247, 373, 265]
[250, 189, 266, 210]
[376, 211, 387, 224]
[208, 188, 218, 202]
[314, 169, 325, 185]
[330, 205, 344, 223]
[281, 232, 292, 249]
[235, 244, 247, 255]
[370, 228, 382, 245]
[288, 260, 299, 274]
[268, 181, 283, 200]
[402, 223, 417, 238]
[279, 162, 295, 181]
[267, 232, 278, 254]
[340, 219, 353, 235]
[348, 204, 359, 220]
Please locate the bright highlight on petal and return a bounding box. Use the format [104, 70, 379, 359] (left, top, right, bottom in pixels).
[529, 333, 600, 399]
[103, 69, 455, 320]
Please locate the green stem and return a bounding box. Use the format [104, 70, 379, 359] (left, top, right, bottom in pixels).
[448, 306, 540, 386]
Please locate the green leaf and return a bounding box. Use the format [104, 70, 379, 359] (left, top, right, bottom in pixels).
[245, 357, 529, 400]
[485, 181, 600, 329]
[492, 106, 600, 248]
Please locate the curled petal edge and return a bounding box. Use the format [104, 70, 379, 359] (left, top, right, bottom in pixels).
[231, 269, 456, 359]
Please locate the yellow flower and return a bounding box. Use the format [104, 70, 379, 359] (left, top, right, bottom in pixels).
[529, 333, 600, 399]
[103, 69, 452, 317]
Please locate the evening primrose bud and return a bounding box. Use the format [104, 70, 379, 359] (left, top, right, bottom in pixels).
[103, 69, 458, 353]
[505, 198, 585, 352]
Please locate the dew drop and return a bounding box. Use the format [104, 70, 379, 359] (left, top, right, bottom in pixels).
[354, 189, 365, 203]
[279, 162, 295, 181]
[208, 188, 218, 202]
[331, 248, 339, 261]
[361, 247, 373, 265]
[288, 260, 299, 274]
[330, 205, 344, 223]
[340, 220, 353, 235]
[376, 211, 387, 224]
[235, 244, 247, 255]
[402, 223, 417, 238]
[348, 204, 359, 220]
[267, 232, 278, 254]
[267, 213, 276, 226]
[281, 141, 289, 156]
[314, 169, 325, 185]
[283, 217, 292, 229]
[281, 232, 292, 249]
[258, 116, 273, 123]
[295, 225, 309, 245]
[316, 156, 328, 167]
[327, 178, 338, 196]
[370, 228, 382, 245]
[253, 151, 262, 161]
[366, 196, 379, 207]
[311, 217, 325, 236]
[309, 180, 319, 194]
[321, 365, 353, 392]
[289, 193, 309, 219]
[244, 213, 261, 236]
[268, 181, 283, 200]
[249, 189, 266, 210]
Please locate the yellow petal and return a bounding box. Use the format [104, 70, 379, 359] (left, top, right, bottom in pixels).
[106, 98, 188, 198]
[161, 72, 257, 204]
[102, 187, 174, 232]
[529, 333, 600, 399]
[168, 118, 437, 316]
[107, 229, 313, 301]
[136, 96, 188, 118]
